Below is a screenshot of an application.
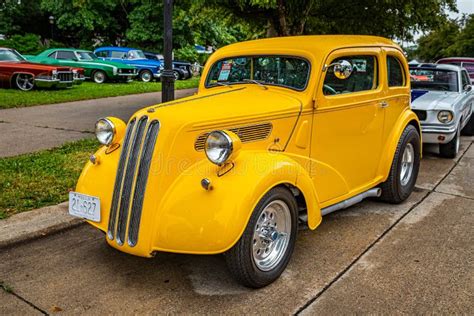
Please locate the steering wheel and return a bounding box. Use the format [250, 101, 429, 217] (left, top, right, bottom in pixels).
[323, 84, 337, 95]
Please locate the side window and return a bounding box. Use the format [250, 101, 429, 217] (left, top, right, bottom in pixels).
[56, 51, 76, 60]
[95, 51, 108, 58]
[323, 55, 377, 95]
[111, 51, 126, 58]
[461, 71, 470, 88]
[48, 51, 57, 58]
[387, 56, 405, 87]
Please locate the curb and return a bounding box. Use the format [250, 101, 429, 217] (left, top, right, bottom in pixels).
[0, 202, 84, 250]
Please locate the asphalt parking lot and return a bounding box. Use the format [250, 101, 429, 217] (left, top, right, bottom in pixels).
[1, 137, 473, 314]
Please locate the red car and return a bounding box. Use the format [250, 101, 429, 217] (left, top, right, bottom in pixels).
[0, 47, 84, 91]
[437, 57, 474, 83]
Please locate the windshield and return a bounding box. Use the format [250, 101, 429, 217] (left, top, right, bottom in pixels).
[0, 49, 25, 62]
[410, 68, 458, 92]
[206, 56, 310, 91]
[128, 50, 146, 60]
[77, 52, 97, 61]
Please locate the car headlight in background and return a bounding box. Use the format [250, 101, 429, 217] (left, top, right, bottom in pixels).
[72, 69, 79, 79]
[437, 111, 454, 124]
[95, 117, 126, 146]
[205, 130, 241, 165]
[52, 69, 58, 80]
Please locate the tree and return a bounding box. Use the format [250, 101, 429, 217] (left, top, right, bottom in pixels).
[448, 14, 474, 57]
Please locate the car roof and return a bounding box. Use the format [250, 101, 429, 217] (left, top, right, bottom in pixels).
[437, 57, 474, 63]
[95, 47, 141, 52]
[213, 35, 400, 60]
[410, 63, 461, 71]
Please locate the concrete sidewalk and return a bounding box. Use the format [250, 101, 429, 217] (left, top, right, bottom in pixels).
[0, 89, 196, 157]
[0, 139, 472, 314]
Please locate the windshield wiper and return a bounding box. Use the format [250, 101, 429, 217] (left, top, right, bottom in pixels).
[243, 79, 268, 90]
[215, 82, 233, 89]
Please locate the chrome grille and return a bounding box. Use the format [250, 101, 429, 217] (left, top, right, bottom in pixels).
[194, 122, 273, 151]
[107, 116, 160, 247]
[58, 71, 73, 82]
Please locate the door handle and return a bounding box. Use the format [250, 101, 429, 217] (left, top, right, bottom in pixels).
[379, 101, 389, 108]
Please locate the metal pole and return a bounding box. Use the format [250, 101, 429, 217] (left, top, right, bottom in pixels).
[162, 0, 174, 102]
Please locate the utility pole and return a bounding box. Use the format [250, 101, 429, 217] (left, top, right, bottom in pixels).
[162, 0, 174, 102]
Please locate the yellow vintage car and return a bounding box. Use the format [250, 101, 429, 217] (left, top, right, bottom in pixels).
[70, 35, 421, 288]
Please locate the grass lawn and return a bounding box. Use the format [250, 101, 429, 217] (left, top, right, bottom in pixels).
[0, 77, 200, 109]
[0, 138, 99, 219]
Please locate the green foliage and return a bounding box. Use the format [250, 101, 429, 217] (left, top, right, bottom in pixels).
[0, 34, 44, 55]
[416, 14, 474, 61]
[174, 45, 199, 63]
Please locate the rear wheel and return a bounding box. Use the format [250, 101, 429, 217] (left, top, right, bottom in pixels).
[226, 187, 297, 288]
[461, 114, 474, 136]
[92, 70, 107, 84]
[139, 70, 153, 82]
[439, 127, 460, 158]
[14, 74, 34, 91]
[379, 125, 420, 204]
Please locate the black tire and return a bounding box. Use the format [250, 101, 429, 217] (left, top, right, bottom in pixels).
[14, 73, 35, 91]
[379, 125, 421, 204]
[439, 127, 460, 158]
[173, 70, 181, 80]
[225, 186, 298, 288]
[92, 70, 107, 84]
[461, 114, 474, 136]
[139, 69, 153, 82]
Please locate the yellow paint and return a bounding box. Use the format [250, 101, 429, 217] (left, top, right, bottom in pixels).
[75, 35, 419, 257]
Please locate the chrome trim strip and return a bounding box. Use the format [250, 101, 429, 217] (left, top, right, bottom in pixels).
[127, 120, 160, 247]
[116, 116, 148, 245]
[107, 118, 136, 240]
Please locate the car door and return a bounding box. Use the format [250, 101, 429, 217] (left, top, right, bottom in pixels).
[460, 70, 474, 125]
[312, 47, 385, 203]
[382, 48, 410, 148]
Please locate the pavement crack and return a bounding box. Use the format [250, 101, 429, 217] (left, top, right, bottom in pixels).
[32, 125, 93, 134]
[1, 282, 49, 315]
[295, 141, 473, 315]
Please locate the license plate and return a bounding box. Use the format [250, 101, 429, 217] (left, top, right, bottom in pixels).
[69, 192, 101, 222]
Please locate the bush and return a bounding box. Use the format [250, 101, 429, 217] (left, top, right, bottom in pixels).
[0, 33, 43, 55]
[174, 45, 199, 63]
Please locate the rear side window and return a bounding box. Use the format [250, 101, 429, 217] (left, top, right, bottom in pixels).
[111, 51, 127, 58]
[387, 56, 405, 87]
[95, 51, 108, 58]
[56, 51, 76, 60]
[323, 55, 377, 95]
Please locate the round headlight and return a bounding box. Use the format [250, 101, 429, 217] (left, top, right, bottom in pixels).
[205, 131, 233, 165]
[437, 111, 453, 124]
[95, 118, 115, 145]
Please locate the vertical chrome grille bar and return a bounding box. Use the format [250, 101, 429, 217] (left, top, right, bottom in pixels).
[116, 116, 148, 245]
[127, 120, 160, 246]
[107, 118, 136, 240]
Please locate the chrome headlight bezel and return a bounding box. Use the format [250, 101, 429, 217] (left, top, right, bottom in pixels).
[205, 130, 234, 165]
[95, 118, 116, 146]
[437, 110, 454, 124]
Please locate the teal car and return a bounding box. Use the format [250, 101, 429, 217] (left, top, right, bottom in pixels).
[27, 49, 138, 83]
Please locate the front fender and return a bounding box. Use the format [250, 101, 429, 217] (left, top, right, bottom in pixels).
[152, 150, 321, 254]
[377, 109, 421, 180]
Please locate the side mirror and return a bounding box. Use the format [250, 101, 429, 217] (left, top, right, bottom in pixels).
[464, 84, 472, 92]
[325, 60, 353, 80]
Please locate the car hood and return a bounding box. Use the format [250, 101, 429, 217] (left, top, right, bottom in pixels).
[0, 61, 71, 72]
[411, 90, 462, 111]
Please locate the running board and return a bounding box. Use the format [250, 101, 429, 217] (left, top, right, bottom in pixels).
[321, 188, 382, 216]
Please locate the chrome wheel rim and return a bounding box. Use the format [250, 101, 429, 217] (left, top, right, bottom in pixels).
[94, 72, 105, 83]
[141, 72, 151, 82]
[252, 200, 291, 272]
[400, 143, 415, 186]
[16, 74, 34, 91]
[173, 71, 179, 80]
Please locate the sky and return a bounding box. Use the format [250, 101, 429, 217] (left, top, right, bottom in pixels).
[451, 0, 474, 18]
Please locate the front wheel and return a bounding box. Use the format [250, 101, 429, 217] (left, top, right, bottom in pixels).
[92, 70, 107, 84]
[14, 74, 35, 91]
[173, 70, 181, 80]
[139, 70, 153, 82]
[439, 127, 460, 158]
[379, 125, 420, 204]
[226, 187, 297, 288]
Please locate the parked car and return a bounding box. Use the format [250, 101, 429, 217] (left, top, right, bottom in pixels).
[70, 35, 421, 288]
[410, 63, 474, 158]
[26, 48, 138, 84]
[437, 57, 474, 83]
[94, 47, 162, 82]
[0, 47, 83, 91]
[143, 51, 192, 80]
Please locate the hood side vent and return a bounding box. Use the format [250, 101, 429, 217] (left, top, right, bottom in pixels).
[194, 122, 273, 151]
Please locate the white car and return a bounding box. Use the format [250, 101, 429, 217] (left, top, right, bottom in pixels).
[410, 63, 474, 158]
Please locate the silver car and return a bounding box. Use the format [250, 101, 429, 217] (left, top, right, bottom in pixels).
[410, 63, 474, 158]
